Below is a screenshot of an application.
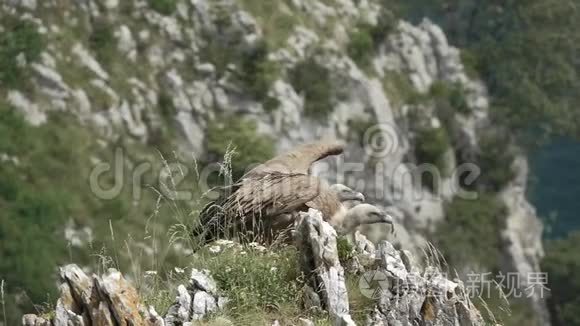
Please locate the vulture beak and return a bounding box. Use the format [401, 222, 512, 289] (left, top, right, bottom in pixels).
[381, 212, 395, 233]
[351, 191, 365, 202]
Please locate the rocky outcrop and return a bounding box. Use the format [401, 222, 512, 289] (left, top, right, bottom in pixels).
[500, 156, 550, 325]
[22, 265, 227, 326]
[367, 241, 484, 325]
[49, 264, 144, 325]
[164, 269, 228, 324]
[295, 209, 484, 326]
[296, 209, 355, 325]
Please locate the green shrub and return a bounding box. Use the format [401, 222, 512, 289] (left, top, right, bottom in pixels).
[433, 194, 507, 270]
[383, 72, 426, 106]
[347, 25, 374, 69]
[429, 81, 470, 114]
[346, 7, 398, 70]
[148, 0, 177, 15]
[346, 10, 398, 70]
[206, 116, 276, 179]
[88, 20, 116, 67]
[158, 91, 176, 123]
[448, 84, 470, 114]
[428, 81, 450, 98]
[201, 38, 278, 106]
[415, 126, 451, 189]
[337, 236, 355, 264]
[477, 130, 516, 191]
[238, 40, 278, 103]
[370, 6, 398, 42]
[460, 49, 480, 79]
[263, 95, 280, 112]
[542, 231, 580, 326]
[0, 18, 43, 88]
[289, 58, 334, 120]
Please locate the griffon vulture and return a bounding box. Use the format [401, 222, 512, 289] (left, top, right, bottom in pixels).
[194, 141, 392, 244]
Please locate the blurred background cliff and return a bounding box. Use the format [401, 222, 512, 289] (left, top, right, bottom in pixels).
[0, 0, 579, 325]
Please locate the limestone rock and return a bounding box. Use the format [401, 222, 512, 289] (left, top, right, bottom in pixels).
[191, 291, 217, 320]
[364, 238, 485, 326]
[22, 315, 50, 326]
[97, 269, 144, 325]
[116, 25, 137, 62]
[72, 43, 109, 80]
[23, 265, 227, 325]
[295, 209, 353, 324]
[190, 269, 218, 295]
[500, 156, 550, 324]
[31, 63, 70, 99]
[165, 285, 192, 324]
[165, 269, 225, 324]
[7, 90, 47, 126]
[145, 306, 165, 326]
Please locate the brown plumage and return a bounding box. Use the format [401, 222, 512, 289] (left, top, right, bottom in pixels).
[244, 140, 344, 176]
[193, 140, 389, 244]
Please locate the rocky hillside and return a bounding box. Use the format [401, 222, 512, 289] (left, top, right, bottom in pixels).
[23, 210, 486, 326]
[0, 0, 549, 324]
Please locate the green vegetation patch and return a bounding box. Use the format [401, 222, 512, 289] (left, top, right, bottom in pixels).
[382, 72, 425, 108]
[88, 19, 116, 68]
[200, 35, 279, 105]
[148, 0, 177, 15]
[237, 40, 280, 105]
[191, 244, 304, 323]
[477, 130, 516, 192]
[289, 58, 334, 120]
[0, 17, 43, 88]
[347, 7, 397, 70]
[429, 81, 470, 115]
[433, 194, 507, 270]
[0, 105, 98, 321]
[414, 126, 451, 189]
[400, 0, 580, 141]
[347, 25, 375, 69]
[542, 231, 580, 326]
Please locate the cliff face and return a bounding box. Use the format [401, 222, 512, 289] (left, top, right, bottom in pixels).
[0, 0, 547, 324]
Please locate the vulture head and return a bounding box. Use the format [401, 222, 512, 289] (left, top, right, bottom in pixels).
[330, 184, 365, 207]
[337, 203, 393, 235]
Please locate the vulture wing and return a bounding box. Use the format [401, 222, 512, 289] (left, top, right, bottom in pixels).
[195, 173, 324, 243]
[245, 140, 345, 176]
[223, 172, 322, 219]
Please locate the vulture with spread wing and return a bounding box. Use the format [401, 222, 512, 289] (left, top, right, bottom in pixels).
[194, 140, 392, 244]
